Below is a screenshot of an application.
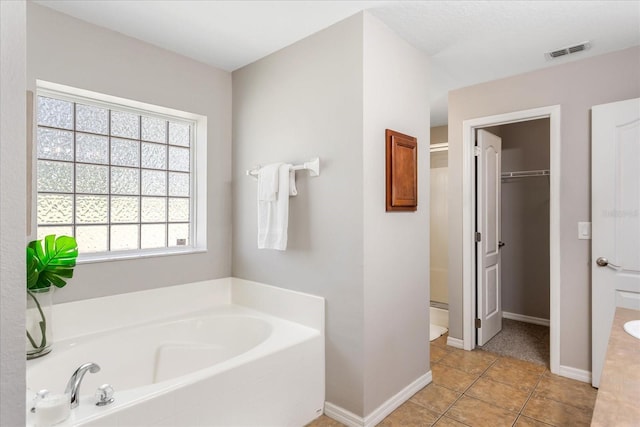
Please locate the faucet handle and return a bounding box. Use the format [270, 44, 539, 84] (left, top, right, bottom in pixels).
[95, 384, 114, 406]
[30, 389, 49, 413]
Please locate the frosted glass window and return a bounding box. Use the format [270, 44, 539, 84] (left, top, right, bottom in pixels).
[36, 87, 196, 257]
[141, 197, 166, 223]
[168, 146, 190, 172]
[37, 128, 74, 161]
[141, 224, 166, 249]
[111, 196, 139, 223]
[37, 97, 73, 129]
[141, 143, 166, 170]
[76, 164, 108, 194]
[37, 194, 73, 225]
[169, 122, 190, 147]
[111, 225, 139, 251]
[76, 133, 108, 164]
[111, 111, 139, 139]
[76, 104, 108, 135]
[111, 167, 139, 195]
[111, 138, 139, 167]
[168, 198, 189, 222]
[142, 116, 167, 143]
[76, 195, 108, 224]
[76, 226, 108, 253]
[38, 160, 73, 193]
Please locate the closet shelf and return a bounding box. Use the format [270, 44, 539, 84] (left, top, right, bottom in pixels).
[501, 169, 549, 179]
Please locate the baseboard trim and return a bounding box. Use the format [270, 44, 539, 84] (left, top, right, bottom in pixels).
[446, 336, 464, 349]
[324, 371, 432, 427]
[559, 365, 592, 384]
[502, 311, 550, 327]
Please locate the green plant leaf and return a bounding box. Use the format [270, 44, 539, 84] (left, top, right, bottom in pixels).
[27, 235, 78, 290]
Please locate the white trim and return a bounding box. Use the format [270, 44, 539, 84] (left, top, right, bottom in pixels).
[430, 142, 449, 152]
[462, 105, 561, 375]
[430, 306, 449, 328]
[446, 336, 464, 349]
[324, 371, 432, 427]
[559, 365, 592, 384]
[502, 311, 550, 327]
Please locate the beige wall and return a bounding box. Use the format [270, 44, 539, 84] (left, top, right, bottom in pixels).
[500, 119, 550, 319]
[430, 125, 448, 145]
[1, 1, 27, 424]
[448, 46, 640, 371]
[27, 3, 233, 303]
[233, 12, 430, 418]
[430, 150, 448, 304]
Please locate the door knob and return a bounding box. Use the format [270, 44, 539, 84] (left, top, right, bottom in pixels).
[498, 241, 505, 248]
[596, 257, 609, 267]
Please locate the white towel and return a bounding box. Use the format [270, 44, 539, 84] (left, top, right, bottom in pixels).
[257, 164, 296, 250]
[257, 163, 281, 201]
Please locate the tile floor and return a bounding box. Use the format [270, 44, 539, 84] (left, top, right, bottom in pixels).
[307, 334, 597, 427]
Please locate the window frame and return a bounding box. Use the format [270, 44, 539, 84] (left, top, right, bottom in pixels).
[34, 80, 207, 263]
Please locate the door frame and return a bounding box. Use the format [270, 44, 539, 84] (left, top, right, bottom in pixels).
[461, 105, 561, 375]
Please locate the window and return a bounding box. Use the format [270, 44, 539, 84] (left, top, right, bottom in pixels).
[35, 82, 206, 261]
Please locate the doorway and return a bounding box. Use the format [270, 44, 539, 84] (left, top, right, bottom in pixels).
[461, 105, 561, 375]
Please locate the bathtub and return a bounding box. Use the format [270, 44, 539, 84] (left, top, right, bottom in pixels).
[26, 278, 325, 426]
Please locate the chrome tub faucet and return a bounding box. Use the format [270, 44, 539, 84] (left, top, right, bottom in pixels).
[65, 362, 100, 409]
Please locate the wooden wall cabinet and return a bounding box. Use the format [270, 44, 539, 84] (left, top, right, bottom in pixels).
[385, 129, 417, 212]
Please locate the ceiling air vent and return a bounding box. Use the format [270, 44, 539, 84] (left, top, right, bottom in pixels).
[545, 41, 591, 60]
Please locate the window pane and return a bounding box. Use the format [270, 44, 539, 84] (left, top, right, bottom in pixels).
[111, 167, 139, 195]
[111, 138, 139, 167]
[76, 195, 108, 224]
[141, 116, 166, 143]
[76, 133, 108, 164]
[168, 122, 189, 147]
[111, 225, 138, 251]
[141, 170, 166, 196]
[111, 196, 139, 223]
[168, 198, 189, 222]
[76, 164, 108, 194]
[37, 226, 73, 241]
[111, 110, 139, 139]
[168, 223, 189, 247]
[76, 225, 108, 253]
[168, 172, 189, 197]
[38, 160, 73, 193]
[141, 142, 166, 170]
[76, 104, 108, 135]
[141, 224, 166, 249]
[168, 146, 190, 172]
[141, 197, 166, 223]
[37, 194, 73, 224]
[37, 96, 73, 130]
[37, 128, 74, 161]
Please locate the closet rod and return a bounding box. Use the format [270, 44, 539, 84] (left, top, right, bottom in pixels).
[501, 169, 550, 179]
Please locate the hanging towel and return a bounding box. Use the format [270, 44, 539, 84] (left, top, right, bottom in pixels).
[257, 163, 281, 201]
[257, 163, 295, 250]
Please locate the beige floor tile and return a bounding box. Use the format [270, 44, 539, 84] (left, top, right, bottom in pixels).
[431, 334, 449, 347]
[535, 372, 597, 410]
[410, 383, 461, 415]
[433, 416, 469, 426]
[439, 349, 497, 375]
[482, 359, 543, 391]
[513, 415, 554, 426]
[431, 344, 450, 363]
[431, 363, 479, 393]
[465, 377, 530, 413]
[445, 396, 518, 427]
[377, 401, 440, 427]
[522, 395, 593, 426]
[495, 355, 547, 374]
[306, 415, 346, 427]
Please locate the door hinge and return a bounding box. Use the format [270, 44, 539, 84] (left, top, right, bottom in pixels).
[475, 232, 482, 242]
[474, 146, 481, 156]
[475, 318, 481, 328]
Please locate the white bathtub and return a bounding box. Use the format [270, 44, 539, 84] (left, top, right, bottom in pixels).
[26, 278, 325, 426]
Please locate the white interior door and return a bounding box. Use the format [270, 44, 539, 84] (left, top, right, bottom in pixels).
[592, 98, 640, 387]
[477, 129, 502, 345]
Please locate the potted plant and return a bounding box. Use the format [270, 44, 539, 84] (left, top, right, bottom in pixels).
[26, 234, 78, 359]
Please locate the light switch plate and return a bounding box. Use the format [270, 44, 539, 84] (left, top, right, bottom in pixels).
[578, 221, 591, 240]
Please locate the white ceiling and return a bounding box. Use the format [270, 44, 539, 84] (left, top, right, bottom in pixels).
[35, 1, 640, 126]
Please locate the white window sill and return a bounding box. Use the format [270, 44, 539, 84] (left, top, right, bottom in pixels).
[77, 247, 207, 265]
